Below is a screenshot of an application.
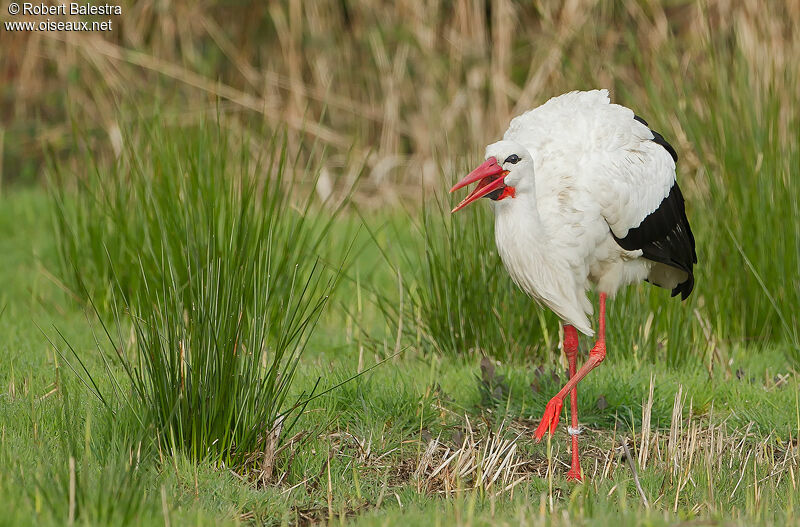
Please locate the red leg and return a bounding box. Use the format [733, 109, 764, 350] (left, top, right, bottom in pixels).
[535, 293, 607, 446]
[563, 324, 582, 481]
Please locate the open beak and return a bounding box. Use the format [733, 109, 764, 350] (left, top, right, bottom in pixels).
[449, 157, 507, 213]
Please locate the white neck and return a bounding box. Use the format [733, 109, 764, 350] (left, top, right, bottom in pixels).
[492, 192, 562, 303]
[492, 191, 549, 247]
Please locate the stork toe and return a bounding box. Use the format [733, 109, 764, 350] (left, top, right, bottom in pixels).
[566, 467, 584, 482]
[534, 397, 563, 441]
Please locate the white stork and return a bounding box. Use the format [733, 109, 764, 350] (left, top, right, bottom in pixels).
[450, 89, 696, 481]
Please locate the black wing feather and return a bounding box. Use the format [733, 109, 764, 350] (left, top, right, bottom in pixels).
[613, 116, 697, 299]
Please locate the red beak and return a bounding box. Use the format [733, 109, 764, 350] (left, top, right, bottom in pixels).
[449, 157, 507, 213]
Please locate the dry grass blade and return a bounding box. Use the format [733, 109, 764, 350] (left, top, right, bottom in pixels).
[639, 373, 655, 469]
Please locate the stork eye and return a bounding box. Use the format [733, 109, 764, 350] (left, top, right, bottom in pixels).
[504, 154, 521, 164]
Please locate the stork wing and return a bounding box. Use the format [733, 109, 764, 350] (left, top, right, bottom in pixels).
[598, 116, 697, 299]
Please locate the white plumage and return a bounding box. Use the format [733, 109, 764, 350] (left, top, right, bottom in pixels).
[453, 89, 695, 336]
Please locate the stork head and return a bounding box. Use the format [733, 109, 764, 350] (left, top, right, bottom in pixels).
[449, 140, 532, 213]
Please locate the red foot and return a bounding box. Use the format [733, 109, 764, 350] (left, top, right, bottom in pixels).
[534, 398, 563, 441]
[566, 467, 583, 482]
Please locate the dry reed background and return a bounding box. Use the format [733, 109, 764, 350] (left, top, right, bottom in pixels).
[2, 0, 798, 205]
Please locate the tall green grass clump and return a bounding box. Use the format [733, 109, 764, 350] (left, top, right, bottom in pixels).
[51, 118, 347, 472]
[109, 228, 331, 470]
[375, 193, 558, 362]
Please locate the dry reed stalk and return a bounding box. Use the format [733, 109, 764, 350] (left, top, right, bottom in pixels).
[639, 373, 655, 469]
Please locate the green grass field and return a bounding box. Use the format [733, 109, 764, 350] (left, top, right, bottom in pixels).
[1, 179, 798, 525]
[2, 1, 800, 525]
